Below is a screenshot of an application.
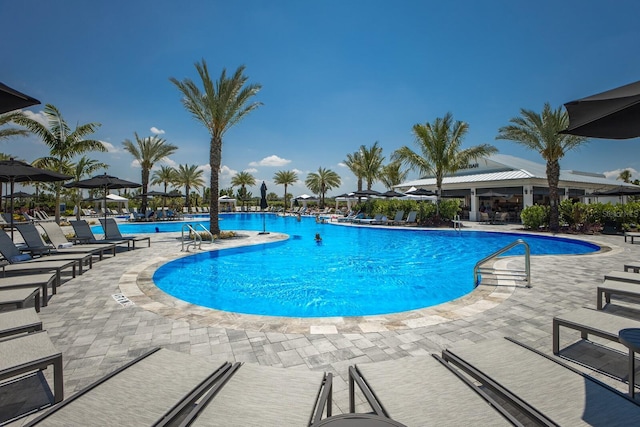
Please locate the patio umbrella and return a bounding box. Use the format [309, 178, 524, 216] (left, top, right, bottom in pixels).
[0, 82, 40, 114]
[405, 188, 436, 196]
[64, 173, 141, 235]
[353, 189, 382, 197]
[380, 190, 405, 198]
[591, 185, 640, 197]
[560, 80, 640, 139]
[2, 191, 33, 199]
[259, 181, 269, 235]
[0, 159, 72, 238]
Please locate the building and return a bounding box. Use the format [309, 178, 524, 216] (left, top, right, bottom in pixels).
[394, 154, 639, 222]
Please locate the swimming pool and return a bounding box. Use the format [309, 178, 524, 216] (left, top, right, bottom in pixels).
[147, 214, 599, 318]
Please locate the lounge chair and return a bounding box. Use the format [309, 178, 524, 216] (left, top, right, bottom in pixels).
[0, 308, 42, 338]
[442, 337, 640, 426]
[99, 218, 151, 249]
[336, 211, 359, 223]
[604, 270, 640, 284]
[396, 210, 417, 225]
[624, 262, 640, 273]
[0, 331, 63, 404]
[386, 210, 405, 225]
[0, 286, 41, 312]
[597, 280, 640, 309]
[12, 225, 93, 274]
[70, 220, 131, 251]
[0, 272, 57, 307]
[178, 363, 332, 426]
[625, 232, 640, 244]
[348, 356, 516, 426]
[353, 213, 384, 225]
[25, 348, 237, 426]
[553, 307, 640, 354]
[38, 222, 117, 260]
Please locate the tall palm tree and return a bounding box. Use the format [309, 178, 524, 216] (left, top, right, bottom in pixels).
[379, 160, 409, 190]
[151, 165, 178, 193]
[619, 169, 633, 183]
[360, 142, 385, 190]
[273, 170, 298, 208]
[0, 112, 29, 141]
[393, 112, 497, 214]
[305, 167, 341, 208]
[11, 104, 105, 222]
[496, 103, 587, 232]
[343, 150, 364, 192]
[170, 60, 262, 234]
[122, 132, 178, 213]
[231, 171, 256, 209]
[67, 156, 108, 220]
[174, 164, 204, 212]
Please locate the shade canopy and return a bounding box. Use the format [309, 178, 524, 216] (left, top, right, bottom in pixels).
[380, 190, 405, 198]
[259, 181, 268, 210]
[405, 188, 436, 196]
[591, 185, 640, 196]
[353, 189, 382, 197]
[561, 80, 640, 139]
[0, 82, 40, 114]
[2, 191, 33, 199]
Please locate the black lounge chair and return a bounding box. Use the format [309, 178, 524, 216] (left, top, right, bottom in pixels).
[99, 218, 151, 249]
[69, 220, 131, 251]
[0, 272, 56, 307]
[0, 308, 42, 339]
[38, 222, 117, 260]
[25, 348, 239, 426]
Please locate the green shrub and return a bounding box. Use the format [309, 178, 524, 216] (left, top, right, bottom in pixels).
[520, 204, 549, 230]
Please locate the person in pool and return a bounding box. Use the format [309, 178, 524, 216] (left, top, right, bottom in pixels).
[315, 233, 322, 243]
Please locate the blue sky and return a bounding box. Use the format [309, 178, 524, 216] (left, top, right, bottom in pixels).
[2, 0, 640, 198]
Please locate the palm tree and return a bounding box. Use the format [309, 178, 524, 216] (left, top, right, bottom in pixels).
[174, 164, 204, 212]
[343, 150, 364, 192]
[305, 167, 341, 208]
[170, 60, 262, 234]
[393, 112, 497, 214]
[122, 132, 178, 213]
[11, 104, 105, 222]
[619, 169, 633, 183]
[0, 112, 29, 141]
[380, 160, 409, 190]
[67, 156, 108, 220]
[273, 170, 298, 209]
[360, 142, 385, 190]
[496, 103, 587, 232]
[151, 165, 178, 193]
[231, 171, 256, 210]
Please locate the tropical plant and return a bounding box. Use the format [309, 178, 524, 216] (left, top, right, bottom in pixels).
[496, 103, 588, 232]
[11, 104, 105, 222]
[123, 133, 178, 213]
[0, 112, 29, 141]
[231, 171, 256, 208]
[360, 142, 384, 190]
[151, 165, 178, 194]
[305, 167, 341, 208]
[174, 164, 205, 212]
[67, 156, 108, 220]
[520, 204, 550, 230]
[619, 169, 633, 183]
[379, 160, 409, 190]
[273, 170, 298, 209]
[170, 60, 262, 234]
[393, 112, 497, 215]
[344, 150, 364, 192]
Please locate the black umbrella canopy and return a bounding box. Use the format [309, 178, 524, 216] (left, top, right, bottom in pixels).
[591, 185, 640, 196]
[259, 181, 268, 210]
[561, 80, 640, 139]
[0, 82, 40, 114]
[353, 189, 382, 197]
[0, 159, 72, 238]
[64, 173, 141, 235]
[380, 190, 405, 198]
[2, 191, 33, 199]
[405, 188, 436, 196]
[141, 190, 169, 197]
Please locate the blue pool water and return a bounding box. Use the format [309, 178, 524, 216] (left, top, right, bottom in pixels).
[142, 214, 600, 318]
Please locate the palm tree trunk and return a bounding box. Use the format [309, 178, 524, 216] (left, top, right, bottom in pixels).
[284, 184, 288, 210]
[547, 159, 561, 232]
[141, 169, 150, 213]
[209, 136, 222, 235]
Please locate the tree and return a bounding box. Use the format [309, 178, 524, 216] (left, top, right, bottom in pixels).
[0, 112, 29, 141]
[151, 165, 178, 193]
[231, 171, 256, 209]
[344, 150, 364, 193]
[619, 169, 633, 183]
[174, 164, 204, 212]
[67, 156, 108, 220]
[273, 170, 298, 210]
[170, 60, 262, 234]
[11, 104, 105, 222]
[123, 133, 177, 213]
[379, 160, 409, 190]
[305, 167, 341, 208]
[393, 112, 497, 214]
[496, 103, 587, 232]
[360, 142, 385, 190]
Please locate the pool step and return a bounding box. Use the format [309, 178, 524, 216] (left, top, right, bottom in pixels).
[477, 267, 529, 286]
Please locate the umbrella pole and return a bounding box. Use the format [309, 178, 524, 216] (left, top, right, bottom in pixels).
[103, 187, 108, 237]
[9, 180, 14, 240]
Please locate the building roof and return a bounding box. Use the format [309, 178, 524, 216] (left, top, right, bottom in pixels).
[396, 154, 638, 190]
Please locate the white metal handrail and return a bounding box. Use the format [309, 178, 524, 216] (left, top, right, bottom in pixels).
[181, 224, 201, 252]
[473, 239, 531, 287]
[194, 223, 214, 245]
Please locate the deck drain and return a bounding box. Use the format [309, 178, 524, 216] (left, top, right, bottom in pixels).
[112, 293, 134, 307]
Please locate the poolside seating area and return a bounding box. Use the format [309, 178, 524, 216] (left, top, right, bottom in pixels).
[4, 221, 640, 424]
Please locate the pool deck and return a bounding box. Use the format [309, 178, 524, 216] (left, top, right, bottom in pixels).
[4, 219, 640, 423]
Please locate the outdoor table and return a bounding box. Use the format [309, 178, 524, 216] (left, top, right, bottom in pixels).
[619, 328, 640, 397]
[315, 414, 407, 426]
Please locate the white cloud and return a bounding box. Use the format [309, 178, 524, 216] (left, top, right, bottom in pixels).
[603, 167, 639, 180]
[21, 110, 47, 126]
[130, 159, 141, 168]
[292, 168, 303, 175]
[337, 162, 347, 168]
[100, 141, 119, 153]
[219, 165, 237, 179]
[159, 157, 178, 168]
[198, 164, 211, 174]
[150, 127, 165, 135]
[248, 155, 291, 167]
[244, 168, 258, 173]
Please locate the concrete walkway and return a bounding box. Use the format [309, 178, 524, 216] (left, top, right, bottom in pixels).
[3, 220, 640, 424]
